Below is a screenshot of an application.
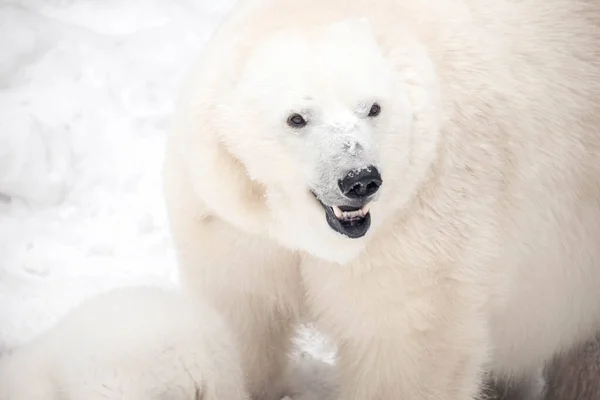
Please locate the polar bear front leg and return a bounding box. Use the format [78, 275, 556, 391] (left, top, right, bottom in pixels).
[303, 260, 490, 400]
[170, 214, 302, 400]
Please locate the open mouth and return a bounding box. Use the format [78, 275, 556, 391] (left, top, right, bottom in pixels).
[313, 194, 372, 239]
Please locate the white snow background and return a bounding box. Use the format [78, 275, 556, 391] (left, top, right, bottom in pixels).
[0, 1, 337, 398]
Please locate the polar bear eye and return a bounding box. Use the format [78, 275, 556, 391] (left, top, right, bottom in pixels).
[287, 113, 307, 128]
[368, 103, 381, 117]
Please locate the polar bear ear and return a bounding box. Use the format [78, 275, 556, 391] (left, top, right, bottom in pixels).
[176, 111, 270, 235]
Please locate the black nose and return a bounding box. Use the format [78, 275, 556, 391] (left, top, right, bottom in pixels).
[338, 166, 382, 199]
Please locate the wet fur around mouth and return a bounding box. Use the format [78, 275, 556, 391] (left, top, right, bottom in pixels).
[311, 192, 371, 239]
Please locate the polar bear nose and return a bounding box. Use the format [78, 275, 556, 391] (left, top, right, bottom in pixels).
[338, 166, 382, 199]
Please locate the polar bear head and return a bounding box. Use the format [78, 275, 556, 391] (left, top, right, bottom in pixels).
[179, 17, 442, 264]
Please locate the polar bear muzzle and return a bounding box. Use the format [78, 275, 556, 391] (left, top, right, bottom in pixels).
[312, 165, 381, 239]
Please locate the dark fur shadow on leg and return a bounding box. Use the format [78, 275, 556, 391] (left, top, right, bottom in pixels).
[544, 335, 600, 400]
[481, 374, 545, 400]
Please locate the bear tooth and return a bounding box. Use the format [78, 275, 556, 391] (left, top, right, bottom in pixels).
[332, 205, 343, 219]
[342, 210, 362, 220]
[361, 204, 371, 215]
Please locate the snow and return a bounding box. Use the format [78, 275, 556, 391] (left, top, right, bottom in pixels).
[0, 1, 336, 398]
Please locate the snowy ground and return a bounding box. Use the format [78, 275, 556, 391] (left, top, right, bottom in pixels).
[0, 1, 336, 398]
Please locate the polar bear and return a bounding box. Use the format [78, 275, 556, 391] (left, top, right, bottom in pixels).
[163, 0, 600, 399]
[0, 286, 249, 400]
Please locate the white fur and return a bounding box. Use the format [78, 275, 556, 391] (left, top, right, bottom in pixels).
[164, 0, 600, 399]
[0, 286, 249, 400]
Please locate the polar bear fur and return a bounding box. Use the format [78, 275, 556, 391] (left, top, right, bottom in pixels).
[163, 0, 600, 399]
[0, 286, 249, 400]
